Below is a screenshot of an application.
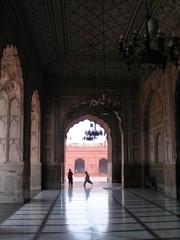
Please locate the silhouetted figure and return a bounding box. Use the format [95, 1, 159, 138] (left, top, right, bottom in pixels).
[68, 169, 73, 187]
[84, 171, 93, 187]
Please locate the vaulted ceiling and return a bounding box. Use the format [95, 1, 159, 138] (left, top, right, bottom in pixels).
[1, 0, 180, 90]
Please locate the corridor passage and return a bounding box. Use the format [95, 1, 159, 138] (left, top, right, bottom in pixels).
[1, 181, 180, 239]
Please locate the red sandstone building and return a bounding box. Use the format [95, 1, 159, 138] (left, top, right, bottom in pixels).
[65, 146, 108, 178]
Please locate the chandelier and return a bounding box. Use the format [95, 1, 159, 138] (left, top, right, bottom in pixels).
[119, 1, 180, 70]
[83, 122, 105, 141]
[90, 93, 121, 115]
[90, 0, 121, 115]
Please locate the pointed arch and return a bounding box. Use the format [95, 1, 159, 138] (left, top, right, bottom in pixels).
[65, 114, 110, 138]
[0, 44, 24, 202]
[30, 90, 41, 190]
[143, 88, 163, 164]
[0, 45, 23, 163]
[155, 132, 163, 163]
[143, 87, 164, 190]
[65, 114, 111, 180]
[75, 158, 85, 173]
[30, 90, 41, 163]
[149, 92, 164, 163]
[99, 158, 108, 173]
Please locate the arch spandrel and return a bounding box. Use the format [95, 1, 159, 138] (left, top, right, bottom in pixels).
[64, 114, 110, 139]
[63, 98, 123, 138]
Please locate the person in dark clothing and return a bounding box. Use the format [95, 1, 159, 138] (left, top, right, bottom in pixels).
[68, 169, 73, 187]
[84, 171, 93, 187]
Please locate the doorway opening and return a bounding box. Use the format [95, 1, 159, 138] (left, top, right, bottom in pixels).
[65, 119, 108, 182]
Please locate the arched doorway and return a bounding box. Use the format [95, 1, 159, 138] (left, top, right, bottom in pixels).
[65, 115, 110, 181]
[75, 159, 85, 173]
[99, 159, 107, 173]
[0, 45, 24, 202]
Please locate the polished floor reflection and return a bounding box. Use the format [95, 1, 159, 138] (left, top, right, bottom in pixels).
[1, 181, 180, 239]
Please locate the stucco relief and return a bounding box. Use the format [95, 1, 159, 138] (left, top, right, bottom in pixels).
[2, 81, 20, 98]
[30, 91, 41, 190]
[1, 45, 22, 80]
[165, 120, 170, 138]
[9, 141, 18, 162]
[162, 76, 168, 95]
[143, 69, 174, 145]
[0, 45, 23, 163]
[166, 140, 172, 162]
[0, 71, 9, 87]
[150, 147, 155, 163]
[0, 109, 7, 138]
[0, 140, 6, 163]
[9, 117, 18, 138]
[149, 93, 164, 163]
[141, 67, 176, 194]
[30, 91, 40, 164]
[164, 98, 169, 116]
[61, 96, 91, 119]
[30, 130, 37, 159]
[0, 86, 7, 164]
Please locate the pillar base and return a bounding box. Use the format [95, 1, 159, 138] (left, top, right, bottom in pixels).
[0, 163, 27, 203]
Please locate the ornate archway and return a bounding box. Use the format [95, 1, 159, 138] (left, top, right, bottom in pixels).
[65, 114, 112, 180]
[0, 45, 24, 202]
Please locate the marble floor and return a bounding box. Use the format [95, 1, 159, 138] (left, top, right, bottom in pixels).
[0, 181, 180, 239]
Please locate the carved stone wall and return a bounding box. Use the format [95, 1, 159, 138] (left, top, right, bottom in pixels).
[41, 86, 142, 188]
[30, 90, 41, 190]
[141, 65, 179, 197]
[0, 45, 24, 202]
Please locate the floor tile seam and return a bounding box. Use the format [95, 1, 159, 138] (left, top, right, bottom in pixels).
[15, 209, 50, 211]
[110, 194, 162, 240]
[149, 227, 180, 231]
[96, 221, 150, 226]
[40, 229, 154, 234]
[1, 223, 45, 227]
[31, 190, 61, 240]
[92, 216, 135, 219]
[129, 209, 175, 213]
[43, 223, 90, 226]
[94, 229, 155, 233]
[41, 231, 94, 234]
[126, 190, 174, 202]
[142, 220, 180, 223]
[125, 212, 171, 216]
[126, 189, 180, 218]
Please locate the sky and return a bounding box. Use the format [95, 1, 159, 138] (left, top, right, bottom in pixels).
[66, 119, 107, 145]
